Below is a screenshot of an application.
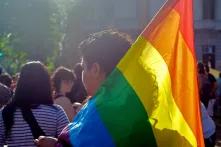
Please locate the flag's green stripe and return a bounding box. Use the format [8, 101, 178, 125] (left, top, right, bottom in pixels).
[94, 68, 157, 147]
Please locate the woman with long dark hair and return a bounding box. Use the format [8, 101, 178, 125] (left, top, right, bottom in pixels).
[51, 66, 76, 121]
[0, 61, 69, 146]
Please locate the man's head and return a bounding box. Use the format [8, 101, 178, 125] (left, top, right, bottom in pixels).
[79, 30, 132, 96]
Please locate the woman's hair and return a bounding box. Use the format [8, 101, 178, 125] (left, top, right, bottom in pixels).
[74, 63, 83, 80]
[200, 79, 211, 108]
[66, 63, 87, 103]
[14, 61, 53, 105]
[2, 61, 53, 138]
[51, 66, 75, 92]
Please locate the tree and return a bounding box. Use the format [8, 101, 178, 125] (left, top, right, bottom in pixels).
[60, 0, 116, 67]
[0, 34, 28, 75]
[59, 0, 96, 67]
[0, 0, 63, 63]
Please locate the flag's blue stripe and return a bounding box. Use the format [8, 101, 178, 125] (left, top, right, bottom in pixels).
[69, 98, 115, 147]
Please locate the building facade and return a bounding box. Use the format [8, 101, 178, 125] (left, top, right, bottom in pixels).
[194, 0, 221, 70]
[81, 0, 221, 70]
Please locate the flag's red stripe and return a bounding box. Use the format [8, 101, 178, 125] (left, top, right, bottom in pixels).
[174, 0, 195, 54]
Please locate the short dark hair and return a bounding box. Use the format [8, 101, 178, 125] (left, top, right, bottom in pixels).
[0, 83, 12, 107]
[14, 61, 53, 106]
[197, 62, 205, 74]
[79, 30, 132, 75]
[74, 63, 83, 80]
[51, 66, 75, 92]
[0, 73, 12, 88]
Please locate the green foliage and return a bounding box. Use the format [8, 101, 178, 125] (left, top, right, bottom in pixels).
[0, 34, 28, 75]
[60, 0, 91, 67]
[0, 0, 64, 63]
[45, 43, 60, 73]
[0, 0, 82, 70]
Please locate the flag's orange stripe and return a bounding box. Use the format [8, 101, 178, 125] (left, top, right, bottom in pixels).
[142, 9, 204, 146]
[142, 0, 178, 41]
[169, 32, 204, 147]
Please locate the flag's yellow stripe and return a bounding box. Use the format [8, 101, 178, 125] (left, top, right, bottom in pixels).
[142, 9, 180, 67]
[117, 37, 197, 147]
[143, 9, 202, 144]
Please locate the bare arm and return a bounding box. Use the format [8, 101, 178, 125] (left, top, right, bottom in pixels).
[54, 97, 76, 121]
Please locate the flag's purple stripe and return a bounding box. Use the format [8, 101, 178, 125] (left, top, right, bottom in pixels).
[69, 98, 115, 147]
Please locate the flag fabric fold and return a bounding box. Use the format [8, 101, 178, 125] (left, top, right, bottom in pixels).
[58, 0, 204, 146]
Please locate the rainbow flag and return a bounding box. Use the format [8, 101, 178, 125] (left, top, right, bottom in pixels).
[58, 0, 204, 146]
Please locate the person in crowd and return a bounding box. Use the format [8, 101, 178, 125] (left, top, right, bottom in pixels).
[0, 83, 12, 109]
[0, 73, 13, 106]
[35, 30, 132, 147]
[67, 63, 87, 103]
[204, 64, 217, 117]
[198, 62, 210, 108]
[0, 73, 12, 88]
[0, 61, 69, 147]
[51, 66, 76, 121]
[205, 65, 217, 89]
[11, 73, 19, 92]
[198, 64, 216, 147]
[200, 102, 216, 147]
[217, 73, 221, 106]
